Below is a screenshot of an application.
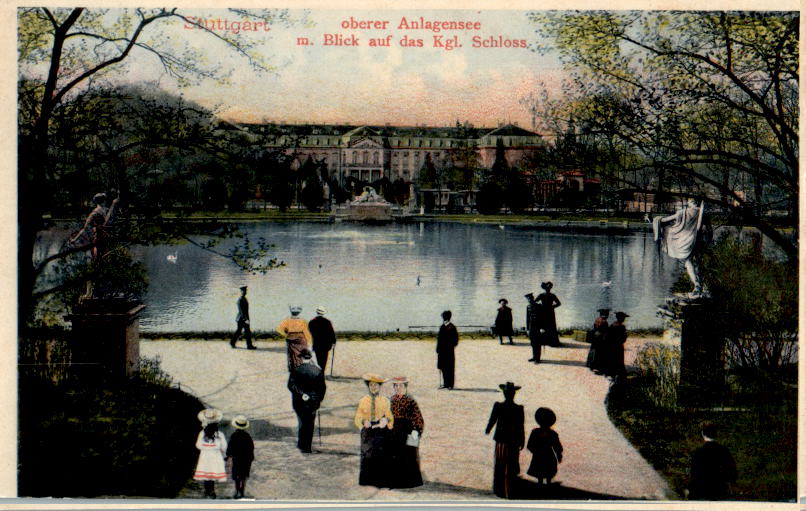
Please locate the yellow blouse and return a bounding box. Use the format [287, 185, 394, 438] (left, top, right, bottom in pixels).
[277, 317, 312, 342]
[354, 394, 394, 429]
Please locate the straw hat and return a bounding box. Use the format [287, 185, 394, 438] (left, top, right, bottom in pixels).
[197, 408, 223, 425]
[231, 415, 249, 430]
[316, 306, 326, 316]
[362, 373, 386, 383]
[390, 376, 408, 385]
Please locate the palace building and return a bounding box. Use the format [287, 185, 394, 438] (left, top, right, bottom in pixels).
[226, 122, 545, 185]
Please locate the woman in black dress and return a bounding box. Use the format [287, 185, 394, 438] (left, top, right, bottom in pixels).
[603, 312, 629, 380]
[526, 407, 563, 485]
[536, 282, 562, 347]
[388, 376, 425, 488]
[495, 298, 514, 345]
[485, 382, 524, 499]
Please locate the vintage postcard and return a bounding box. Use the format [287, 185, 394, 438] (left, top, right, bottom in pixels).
[7, 0, 801, 509]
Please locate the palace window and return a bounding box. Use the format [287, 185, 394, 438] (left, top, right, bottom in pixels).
[373, 152, 379, 164]
[362, 151, 369, 164]
[352, 151, 358, 164]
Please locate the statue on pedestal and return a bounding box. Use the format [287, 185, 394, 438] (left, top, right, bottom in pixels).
[653, 198, 708, 299]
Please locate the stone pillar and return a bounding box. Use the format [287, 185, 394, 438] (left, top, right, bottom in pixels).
[67, 300, 146, 378]
[677, 302, 727, 407]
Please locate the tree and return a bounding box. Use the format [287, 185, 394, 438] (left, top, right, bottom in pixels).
[299, 156, 325, 212]
[529, 11, 798, 258]
[18, 8, 295, 326]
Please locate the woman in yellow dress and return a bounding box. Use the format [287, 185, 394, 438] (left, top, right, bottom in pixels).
[277, 305, 313, 371]
[354, 373, 394, 487]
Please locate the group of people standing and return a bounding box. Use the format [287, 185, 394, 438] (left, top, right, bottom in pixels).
[494, 281, 562, 364]
[192, 409, 255, 499]
[354, 374, 426, 489]
[584, 308, 629, 379]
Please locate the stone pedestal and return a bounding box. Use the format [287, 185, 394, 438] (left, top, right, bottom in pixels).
[67, 299, 146, 377]
[675, 302, 727, 406]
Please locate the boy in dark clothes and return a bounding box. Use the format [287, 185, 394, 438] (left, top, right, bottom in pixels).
[226, 415, 255, 499]
[526, 407, 563, 485]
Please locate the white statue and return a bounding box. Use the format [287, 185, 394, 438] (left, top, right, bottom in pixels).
[653, 198, 707, 298]
[352, 186, 387, 204]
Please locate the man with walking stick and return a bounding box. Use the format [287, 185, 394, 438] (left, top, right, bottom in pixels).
[309, 306, 337, 376]
[288, 349, 326, 453]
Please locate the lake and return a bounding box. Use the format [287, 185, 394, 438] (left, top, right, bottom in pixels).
[127, 221, 678, 333]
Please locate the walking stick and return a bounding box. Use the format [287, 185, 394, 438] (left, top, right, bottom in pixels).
[329, 344, 336, 378]
[317, 410, 322, 446]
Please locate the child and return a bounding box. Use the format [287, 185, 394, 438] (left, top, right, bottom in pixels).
[193, 408, 228, 498]
[226, 415, 255, 499]
[526, 407, 563, 485]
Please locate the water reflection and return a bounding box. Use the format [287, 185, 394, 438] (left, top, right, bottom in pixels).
[132, 222, 679, 332]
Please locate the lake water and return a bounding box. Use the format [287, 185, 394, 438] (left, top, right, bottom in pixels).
[126, 222, 678, 333]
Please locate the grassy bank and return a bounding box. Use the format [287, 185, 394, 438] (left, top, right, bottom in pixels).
[606, 372, 797, 502]
[140, 327, 664, 341]
[18, 348, 205, 498]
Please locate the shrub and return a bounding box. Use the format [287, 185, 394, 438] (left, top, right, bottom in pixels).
[635, 342, 681, 409]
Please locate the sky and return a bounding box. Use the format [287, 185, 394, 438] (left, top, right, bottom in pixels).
[80, 8, 567, 129]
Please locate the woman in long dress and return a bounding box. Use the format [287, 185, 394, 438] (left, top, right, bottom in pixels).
[603, 312, 629, 379]
[277, 305, 313, 371]
[388, 376, 425, 488]
[354, 373, 394, 487]
[585, 308, 609, 373]
[193, 409, 228, 499]
[536, 282, 562, 347]
[485, 382, 524, 499]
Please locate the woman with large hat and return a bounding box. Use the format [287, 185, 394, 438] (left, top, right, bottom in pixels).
[494, 298, 514, 345]
[193, 408, 228, 498]
[388, 376, 425, 488]
[585, 308, 610, 373]
[354, 373, 394, 487]
[484, 382, 525, 498]
[603, 312, 630, 379]
[277, 305, 313, 371]
[535, 282, 562, 348]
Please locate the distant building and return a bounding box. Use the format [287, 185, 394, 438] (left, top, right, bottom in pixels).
[533, 169, 601, 206]
[220, 122, 544, 186]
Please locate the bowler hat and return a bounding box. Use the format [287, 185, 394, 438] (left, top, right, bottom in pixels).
[615, 311, 630, 320]
[597, 308, 610, 315]
[499, 298, 508, 305]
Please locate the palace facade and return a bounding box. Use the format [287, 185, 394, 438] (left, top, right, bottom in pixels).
[229, 122, 545, 185]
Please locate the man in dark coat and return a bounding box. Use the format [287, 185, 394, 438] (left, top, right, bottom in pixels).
[688, 423, 737, 500]
[288, 350, 327, 453]
[495, 299, 514, 345]
[436, 310, 459, 390]
[230, 286, 255, 349]
[525, 293, 542, 363]
[485, 382, 525, 498]
[308, 306, 337, 374]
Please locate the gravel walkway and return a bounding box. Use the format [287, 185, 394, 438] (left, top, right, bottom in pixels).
[141, 336, 675, 501]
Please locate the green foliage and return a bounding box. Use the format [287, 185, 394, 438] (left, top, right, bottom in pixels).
[701, 235, 797, 370]
[528, 11, 798, 258]
[608, 378, 796, 501]
[18, 362, 205, 497]
[635, 343, 681, 409]
[475, 181, 504, 214]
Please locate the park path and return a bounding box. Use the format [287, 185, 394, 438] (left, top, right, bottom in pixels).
[141, 336, 675, 501]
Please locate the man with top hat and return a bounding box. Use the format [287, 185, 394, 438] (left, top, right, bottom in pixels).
[436, 310, 459, 389]
[603, 312, 630, 379]
[308, 306, 337, 374]
[485, 382, 525, 499]
[278, 306, 312, 371]
[287, 349, 327, 453]
[226, 415, 254, 498]
[354, 373, 394, 487]
[230, 286, 255, 349]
